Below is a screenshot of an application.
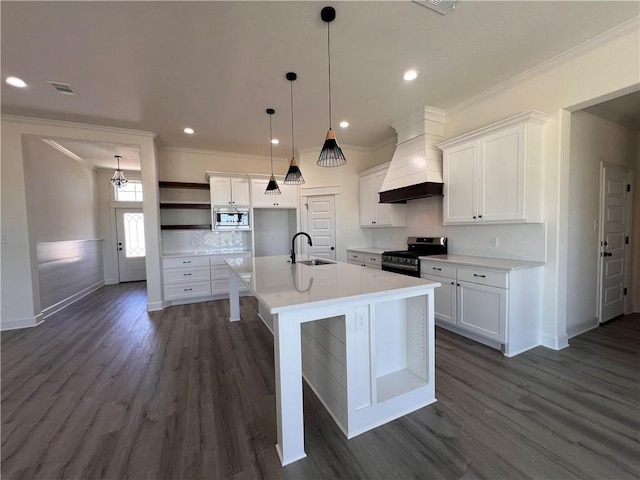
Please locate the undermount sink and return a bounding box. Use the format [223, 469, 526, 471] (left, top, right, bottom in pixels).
[297, 259, 334, 266]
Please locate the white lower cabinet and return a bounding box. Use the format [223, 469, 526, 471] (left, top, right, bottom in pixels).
[163, 253, 249, 304]
[421, 259, 542, 356]
[346, 249, 382, 269]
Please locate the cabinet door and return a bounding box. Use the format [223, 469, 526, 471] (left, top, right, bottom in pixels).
[422, 274, 457, 326]
[210, 177, 232, 205]
[372, 171, 393, 225]
[359, 176, 376, 226]
[278, 183, 298, 208]
[478, 125, 525, 222]
[443, 143, 477, 223]
[457, 280, 506, 342]
[231, 177, 250, 206]
[250, 179, 273, 207]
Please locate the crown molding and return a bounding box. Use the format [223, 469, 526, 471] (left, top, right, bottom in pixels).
[40, 139, 97, 171]
[161, 145, 288, 163]
[449, 16, 640, 113]
[1, 114, 157, 138]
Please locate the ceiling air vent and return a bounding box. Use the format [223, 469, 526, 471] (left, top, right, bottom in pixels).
[412, 0, 459, 15]
[47, 81, 78, 96]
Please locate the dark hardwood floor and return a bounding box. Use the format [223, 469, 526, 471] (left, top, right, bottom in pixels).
[2, 282, 639, 480]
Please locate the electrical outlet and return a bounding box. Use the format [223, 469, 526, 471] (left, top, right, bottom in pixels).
[356, 312, 367, 331]
[491, 237, 499, 248]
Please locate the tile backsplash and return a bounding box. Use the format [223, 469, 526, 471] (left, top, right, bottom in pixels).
[162, 230, 250, 253]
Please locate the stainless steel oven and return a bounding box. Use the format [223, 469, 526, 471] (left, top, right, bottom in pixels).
[381, 237, 447, 277]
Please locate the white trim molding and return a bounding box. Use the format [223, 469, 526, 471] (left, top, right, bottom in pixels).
[540, 333, 570, 350]
[41, 281, 105, 319]
[1, 313, 44, 331]
[1, 114, 157, 138]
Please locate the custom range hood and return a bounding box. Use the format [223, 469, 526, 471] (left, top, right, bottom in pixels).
[379, 106, 446, 203]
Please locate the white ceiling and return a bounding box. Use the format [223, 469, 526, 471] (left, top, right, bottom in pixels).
[2, 1, 639, 170]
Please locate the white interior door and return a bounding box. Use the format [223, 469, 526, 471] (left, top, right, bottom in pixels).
[599, 165, 630, 323]
[115, 208, 147, 282]
[305, 195, 336, 260]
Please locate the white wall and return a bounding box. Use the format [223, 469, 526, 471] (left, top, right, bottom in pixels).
[568, 111, 638, 333]
[0, 116, 158, 328]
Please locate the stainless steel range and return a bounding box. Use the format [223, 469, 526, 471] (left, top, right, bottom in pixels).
[381, 237, 448, 277]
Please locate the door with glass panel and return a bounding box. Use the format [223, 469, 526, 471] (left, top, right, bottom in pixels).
[115, 208, 146, 282]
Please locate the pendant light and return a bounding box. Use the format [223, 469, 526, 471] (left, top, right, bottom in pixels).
[317, 6, 346, 167]
[110, 155, 128, 188]
[284, 72, 305, 185]
[265, 108, 281, 195]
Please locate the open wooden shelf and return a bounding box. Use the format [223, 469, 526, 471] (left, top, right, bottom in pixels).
[159, 181, 210, 190]
[160, 224, 212, 230]
[160, 203, 210, 209]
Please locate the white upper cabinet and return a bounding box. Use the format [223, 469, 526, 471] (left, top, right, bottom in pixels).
[358, 163, 406, 227]
[209, 175, 250, 206]
[250, 177, 298, 208]
[438, 111, 549, 224]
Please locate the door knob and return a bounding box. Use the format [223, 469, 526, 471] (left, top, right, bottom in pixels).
[331, 247, 335, 251]
[118, 247, 123, 251]
[604, 252, 613, 257]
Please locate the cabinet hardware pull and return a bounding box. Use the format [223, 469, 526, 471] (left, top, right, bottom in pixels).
[183, 261, 192, 264]
[433, 267, 442, 271]
[473, 274, 486, 278]
[473, 216, 477, 219]
[184, 288, 193, 291]
[183, 273, 192, 276]
[451, 282, 455, 285]
[478, 215, 483, 219]
[457, 283, 460, 287]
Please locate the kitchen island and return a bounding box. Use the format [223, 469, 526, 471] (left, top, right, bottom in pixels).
[225, 255, 440, 466]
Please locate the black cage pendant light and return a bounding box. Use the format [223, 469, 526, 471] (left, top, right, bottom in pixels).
[317, 6, 346, 167]
[265, 108, 281, 195]
[110, 155, 128, 188]
[284, 72, 305, 185]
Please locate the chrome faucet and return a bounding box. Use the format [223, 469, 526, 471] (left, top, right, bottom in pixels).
[291, 232, 313, 264]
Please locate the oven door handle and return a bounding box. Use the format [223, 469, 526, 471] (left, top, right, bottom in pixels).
[382, 262, 418, 271]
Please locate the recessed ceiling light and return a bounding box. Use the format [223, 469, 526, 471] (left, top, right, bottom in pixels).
[339, 121, 349, 128]
[184, 127, 195, 134]
[403, 70, 418, 81]
[271, 139, 279, 144]
[6, 76, 27, 88]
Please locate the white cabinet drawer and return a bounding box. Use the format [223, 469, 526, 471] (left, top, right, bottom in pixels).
[164, 281, 211, 300]
[164, 256, 210, 269]
[421, 261, 456, 279]
[457, 267, 507, 288]
[364, 254, 381, 266]
[164, 266, 210, 284]
[347, 251, 363, 263]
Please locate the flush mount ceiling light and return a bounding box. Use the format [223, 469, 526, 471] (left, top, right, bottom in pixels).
[339, 121, 349, 128]
[412, 0, 459, 16]
[271, 139, 279, 144]
[265, 108, 281, 195]
[284, 72, 305, 185]
[110, 155, 128, 188]
[317, 6, 347, 168]
[403, 70, 419, 81]
[184, 127, 195, 134]
[6, 76, 27, 88]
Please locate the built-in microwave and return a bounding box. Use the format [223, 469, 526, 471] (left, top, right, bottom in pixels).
[214, 208, 250, 230]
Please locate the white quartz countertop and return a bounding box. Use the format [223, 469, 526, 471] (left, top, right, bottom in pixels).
[226, 255, 440, 313]
[346, 247, 387, 255]
[162, 250, 252, 258]
[419, 254, 545, 271]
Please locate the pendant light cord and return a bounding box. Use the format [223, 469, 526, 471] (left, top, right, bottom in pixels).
[269, 114, 274, 173]
[290, 80, 295, 159]
[327, 20, 332, 130]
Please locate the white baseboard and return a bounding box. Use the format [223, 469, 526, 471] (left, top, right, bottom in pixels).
[104, 277, 119, 285]
[540, 332, 569, 350]
[436, 321, 503, 351]
[1, 313, 44, 331]
[567, 318, 599, 339]
[41, 281, 105, 319]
